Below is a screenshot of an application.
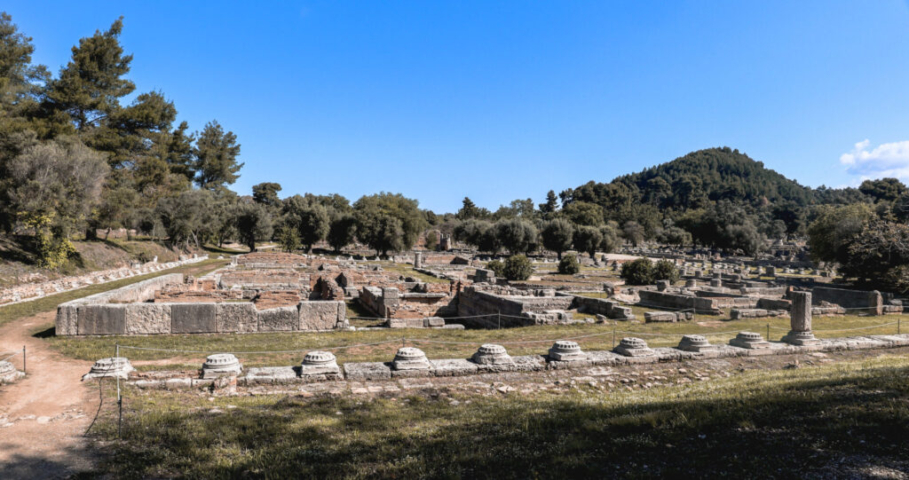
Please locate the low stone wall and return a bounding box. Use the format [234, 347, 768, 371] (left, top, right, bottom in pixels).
[812, 286, 883, 315]
[125, 333, 909, 388]
[571, 295, 636, 321]
[0, 255, 208, 307]
[638, 291, 720, 314]
[56, 273, 347, 336]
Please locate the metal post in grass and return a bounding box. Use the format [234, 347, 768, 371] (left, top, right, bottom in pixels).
[498, 309, 501, 330]
[116, 343, 122, 439]
[22, 345, 26, 374]
[899, 317, 901, 335]
[766, 323, 770, 341]
[612, 326, 616, 349]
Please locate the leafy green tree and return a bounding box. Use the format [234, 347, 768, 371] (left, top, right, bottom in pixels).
[94, 187, 139, 239]
[622, 221, 645, 247]
[859, 178, 906, 203]
[621, 258, 654, 285]
[353, 192, 426, 255]
[7, 136, 108, 248]
[558, 253, 580, 275]
[486, 259, 505, 278]
[328, 214, 357, 252]
[156, 189, 214, 249]
[456, 197, 481, 220]
[653, 259, 679, 283]
[599, 224, 621, 253]
[296, 204, 329, 252]
[47, 17, 134, 132]
[193, 120, 243, 191]
[277, 224, 301, 253]
[252, 182, 282, 208]
[657, 225, 692, 246]
[495, 218, 538, 254]
[562, 201, 603, 226]
[235, 201, 273, 252]
[573, 225, 602, 259]
[539, 190, 559, 216]
[807, 203, 876, 264]
[541, 218, 574, 259]
[503, 254, 533, 281]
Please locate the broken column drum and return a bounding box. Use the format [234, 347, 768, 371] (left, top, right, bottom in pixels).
[782, 291, 819, 346]
[392, 347, 432, 370]
[202, 353, 243, 378]
[729, 331, 771, 349]
[677, 334, 715, 352]
[614, 337, 655, 357]
[548, 340, 586, 361]
[83, 357, 135, 380]
[471, 344, 514, 365]
[300, 351, 340, 375]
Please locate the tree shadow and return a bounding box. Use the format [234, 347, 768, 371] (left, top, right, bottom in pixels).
[89, 363, 909, 478]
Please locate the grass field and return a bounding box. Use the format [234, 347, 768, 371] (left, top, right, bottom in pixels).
[85, 352, 909, 478]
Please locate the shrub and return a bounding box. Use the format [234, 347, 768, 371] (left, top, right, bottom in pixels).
[486, 259, 506, 278]
[653, 259, 680, 283]
[620, 258, 654, 285]
[503, 254, 533, 281]
[558, 253, 580, 275]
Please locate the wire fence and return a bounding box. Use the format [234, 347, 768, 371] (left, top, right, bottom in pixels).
[0, 346, 26, 373]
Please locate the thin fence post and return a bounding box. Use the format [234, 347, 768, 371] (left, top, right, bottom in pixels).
[497, 309, 501, 330]
[402, 337, 405, 348]
[766, 323, 770, 340]
[22, 345, 26, 374]
[612, 326, 616, 349]
[116, 343, 122, 439]
[899, 317, 901, 335]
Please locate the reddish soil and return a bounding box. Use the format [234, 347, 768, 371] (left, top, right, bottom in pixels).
[0, 311, 96, 478]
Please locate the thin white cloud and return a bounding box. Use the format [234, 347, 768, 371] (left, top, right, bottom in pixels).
[840, 139, 909, 179]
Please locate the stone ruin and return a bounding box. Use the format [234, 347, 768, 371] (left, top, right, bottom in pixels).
[0, 360, 24, 384]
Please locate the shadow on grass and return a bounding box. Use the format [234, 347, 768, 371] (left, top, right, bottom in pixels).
[93, 362, 909, 479]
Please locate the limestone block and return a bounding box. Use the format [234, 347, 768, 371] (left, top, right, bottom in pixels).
[430, 359, 479, 377]
[343, 362, 392, 381]
[125, 304, 172, 335]
[257, 306, 299, 332]
[243, 366, 299, 385]
[644, 311, 677, 323]
[299, 301, 345, 331]
[677, 334, 716, 352]
[55, 305, 79, 336]
[217, 303, 259, 333]
[78, 305, 127, 335]
[171, 303, 219, 334]
[0, 361, 24, 384]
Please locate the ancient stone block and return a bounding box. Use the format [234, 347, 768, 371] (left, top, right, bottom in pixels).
[0, 361, 24, 384]
[202, 353, 243, 379]
[644, 311, 677, 323]
[217, 302, 259, 333]
[430, 359, 479, 376]
[78, 305, 127, 335]
[299, 301, 345, 331]
[343, 362, 392, 381]
[257, 306, 299, 332]
[171, 303, 219, 334]
[125, 304, 172, 335]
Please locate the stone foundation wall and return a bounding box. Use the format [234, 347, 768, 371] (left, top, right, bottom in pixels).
[638, 290, 720, 314]
[56, 274, 347, 336]
[811, 286, 883, 315]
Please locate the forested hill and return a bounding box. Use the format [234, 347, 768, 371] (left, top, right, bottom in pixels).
[562, 147, 814, 211]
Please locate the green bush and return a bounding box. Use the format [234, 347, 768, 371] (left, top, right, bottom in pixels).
[486, 259, 505, 278]
[558, 253, 580, 275]
[503, 254, 533, 281]
[620, 257, 654, 285]
[653, 259, 679, 283]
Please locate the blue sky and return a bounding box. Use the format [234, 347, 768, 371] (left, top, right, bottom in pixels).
[6, 1, 909, 212]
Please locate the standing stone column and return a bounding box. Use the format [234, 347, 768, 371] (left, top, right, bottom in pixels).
[413, 251, 423, 269]
[783, 291, 818, 345]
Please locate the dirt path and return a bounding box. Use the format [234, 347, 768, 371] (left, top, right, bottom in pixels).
[0, 311, 97, 478]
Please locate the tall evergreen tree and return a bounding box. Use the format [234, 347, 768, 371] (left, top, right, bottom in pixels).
[193, 120, 243, 191]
